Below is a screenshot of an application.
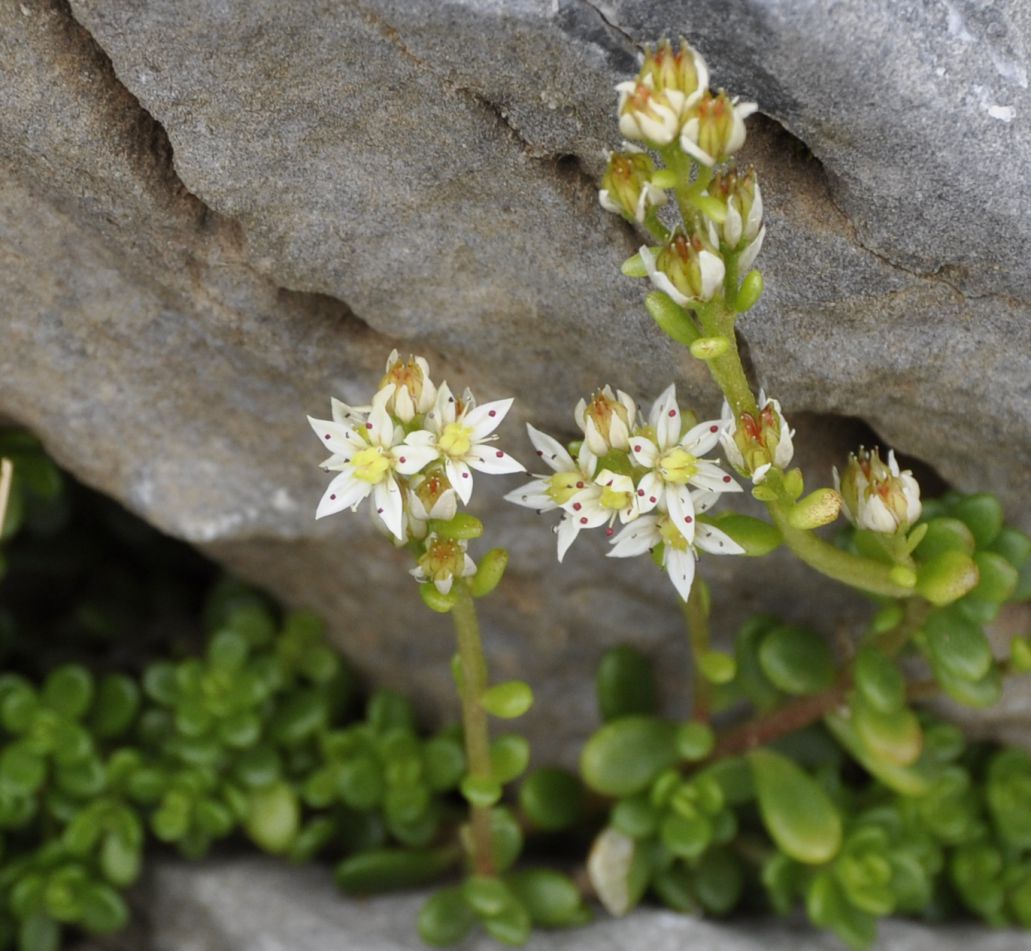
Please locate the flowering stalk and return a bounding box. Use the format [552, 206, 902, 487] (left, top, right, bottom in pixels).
[450, 584, 495, 876]
[0, 459, 11, 536]
[680, 582, 712, 722]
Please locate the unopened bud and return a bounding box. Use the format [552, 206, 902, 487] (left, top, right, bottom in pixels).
[709, 168, 765, 269]
[615, 77, 686, 145]
[720, 393, 794, 483]
[680, 90, 757, 167]
[575, 386, 638, 454]
[834, 448, 922, 534]
[640, 227, 725, 307]
[639, 38, 709, 103]
[379, 350, 436, 422]
[599, 151, 667, 225]
[411, 533, 476, 595]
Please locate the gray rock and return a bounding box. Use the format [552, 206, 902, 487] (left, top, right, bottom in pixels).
[129, 857, 1027, 951]
[1, 0, 1030, 771]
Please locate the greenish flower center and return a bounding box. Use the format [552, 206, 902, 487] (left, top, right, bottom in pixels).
[351, 446, 391, 484]
[658, 447, 698, 484]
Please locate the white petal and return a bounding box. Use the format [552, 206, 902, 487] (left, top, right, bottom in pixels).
[629, 435, 659, 468]
[695, 522, 746, 556]
[648, 384, 677, 432]
[608, 516, 660, 558]
[462, 554, 477, 579]
[608, 414, 631, 451]
[434, 576, 454, 595]
[315, 473, 370, 519]
[681, 419, 722, 457]
[368, 388, 395, 448]
[465, 446, 526, 475]
[737, 225, 766, 273]
[527, 424, 575, 473]
[698, 250, 726, 300]
[331, 398, 368, 425]
[373, 478, 405, 540]
[640, 246, 690, 306]
[690, 461, 741, 494]
[394, 443, 439, 475]
[428, 489, 459, 521]
[394, 386, 415, 422]
[679, 120, 715, 166]
[747, 181, 763, 241]
[577, 443, 599, 478]
[446, 458, 474, 505]
[574, 399, 588, 432]
[432, 382, 457, 428]
[666, 484, 697, 544]
[308, 416, 361, 458]
[723, 197, 743, 247]
[556, 516, 581, 562]
[599, 189, 621, 215]
[504, 478, 556, 511]
[691, 490, 722, 515]
[654, 387, 683, 450]
[584, 417, 609, 455]
[635, 471, 663, 514]
[664, 546, 697, 602]
[466, 398, 514, 440]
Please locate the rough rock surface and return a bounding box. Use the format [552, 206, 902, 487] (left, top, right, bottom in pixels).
[2, 0, 1031, 766]
[104, 857, 1027, 951]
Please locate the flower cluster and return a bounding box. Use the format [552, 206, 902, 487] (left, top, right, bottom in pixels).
[599, 38, 764, 311]
[507, 384, 744, 601]
[720, 391, 794, 484]
[834, 447, 922, 535]
[308, 351, 524, 593]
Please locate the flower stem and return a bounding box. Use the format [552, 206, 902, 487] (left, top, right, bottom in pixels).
[0, 459, 12, 537]
[450, 584, 495, 876]
[697, 301, 758, 418]
[766, 500, 915, 599]
[681, 585, 711, 723]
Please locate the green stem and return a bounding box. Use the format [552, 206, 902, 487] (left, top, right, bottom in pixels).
[681, 586, 711, 723]
[696, 301, 758, 418]
[875, 598, 931, 656]
[767, 501, 915, 599]
[450, 585, 495, 876]
[0, 459, 12, 537]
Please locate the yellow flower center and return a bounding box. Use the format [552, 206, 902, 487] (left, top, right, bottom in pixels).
[659, 518, 690, 552]
[438, 422, 473, 458]
[547, 472, 585, 505]
[351, 446, 391, 484]
[658, 447, 698, 484]
[599, 484, 631, 511]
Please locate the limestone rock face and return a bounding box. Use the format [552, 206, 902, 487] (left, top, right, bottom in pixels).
[2, 0, 1031, 766]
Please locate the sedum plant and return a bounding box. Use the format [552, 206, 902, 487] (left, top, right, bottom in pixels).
[303, 36, 1031, 950]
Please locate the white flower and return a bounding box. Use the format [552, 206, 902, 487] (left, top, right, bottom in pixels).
[425, 382, 525, 505]
[504, 425, 595, 516]
[720, 391, 794, 483]
[404, 468, 459, 540]
[308, 385, 438, 539]
[834, 448, 922, 534]
[680, 94, 758, 167]
[627, 384, 741, 542]
[607, 494, 744, 601]
[639, 227, 725, 306]
[410, 533, 476, 595]
[379, 350, 436, 423]
[615, 76, 687, 145]
[555, 468, 640, 560]
[574, 386, 638, 460]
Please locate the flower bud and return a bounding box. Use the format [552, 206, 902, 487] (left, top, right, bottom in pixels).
[720, 393, 794, 483]
[639, 38, 709, 104]
[599, 150, 667, 225]
[410, 533, 476, 595]
[574, 385, 637, 455]
[615, 77, 686, 145]
[834, 448, 922, 534]
[709, 168, 765, 269]
[680, 90, 758, 167]
[379, 350, 436, 422]
[640, 227, 725, 306]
